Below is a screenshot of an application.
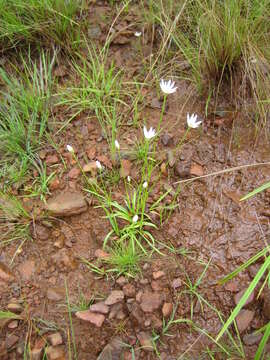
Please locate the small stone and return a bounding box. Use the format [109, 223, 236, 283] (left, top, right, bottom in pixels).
[90, 302, 109, 314]
[116, 276, 127, 286]
[137, 332, 154, 352]
[47, 287, 65, 301]
[46, 345, 65, 360]
[18, 260, 35, 281]
[97, 337, 124, 360]
[234, 289, 254, 307]
[123, 284, 136, 297]
[151, 281, 163, 291]
[94, 249, 110, 259]
[68, 167, 80, 179]
[75, 310, 105, 327]
[243, 333, 262, 346]
[140, 291, 163, 313]
[136, 291, 143, 303]
[8, 320, 19, 329]
[105, 290, 124, 305]
[46, 192, 87, 217]
[7, 303, 23, 314]
[46, 154, 59, 165]
[172, 278, 182, 289]
[174, 161, 191, 178]
[0, 262, 15, 282]
[140, 278, 149, 285]
[6, 334, 19, 349]
[160, 162, 167, 175]
[120, 159, 131, 178]
[47, 332, 63, 346]
[49, 178, 61, 191]
[30, 347, 43, 360]
[83, 161, 98, 174]
[236, 310, 255, 333]
[167, 150, 175, 168]
[162, 303, 173, 318]
[190, 162, 204, 176]
[86, 147, 96, 159]
[32, 224, 50, 241]
[161, 134, 173, 146]
[224, 281, 239, 292]
[109, 303, 122, 320]
[152, 271, 165, 280]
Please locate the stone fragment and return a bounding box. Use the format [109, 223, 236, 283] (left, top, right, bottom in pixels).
[47, 332, 63, 346]
[75, 310, 105, 327]
[137, 332, 154, 352]
[46, 345, 65, 360]
[152, 271, 165, 280]
[90, 302, 109, 314]
[162, 303, 173, 318]
[234, 289, 254, 307]
[236, 310, 254, 333]
[46, 192, 87, 216]
[105, 290, 125, 305]
[123, 284, 136, 298]
[140, 291, 163, 313]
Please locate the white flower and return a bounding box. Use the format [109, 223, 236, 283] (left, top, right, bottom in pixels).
[160, 79, 177, 94]
[132, 214, 139, 223]
[143, 181, 148, 189]
[66, 144, 74, 153]
[115, 140, 120, 150]
[134, 31, 142, 37]
[187, 113, 202, 128]
[143, 126, 156, 140]
[96, 160, 102, 170]
[127, 176, 131, 182]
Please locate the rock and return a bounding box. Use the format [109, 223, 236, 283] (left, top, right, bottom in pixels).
[68, 167, 80, 179]
[30, 347, 43, 360]
[123, 284, 136, 297]
[97, 337, 124, 360]
[18, 260, 35, 281]
[46, 192, 87, 216]
[46, 154, 59, 165]
[160, 162, 167, 175]
[172, 278, 182, 289]
[86, 147, 96, 159]
[94, 249, 110, 259]
[32, 224, 50, 241]
[75, 310, 105, 327]
[130, 303, 144, 325]
[7, 303, 23, 313]
[263, 287, 270, 319]
[167, 150, 175, 167]
[46, 287, 65, 301]
[243, 333, 262, 346]
[6, 334, 19, 349]
[47, 332, 63, 346]
[190, 163, 204, 176]
[236, 310, 254, 333]
[234, 289, 254, 307]
[109, 303, 123, 320]
[136, 290, 143, 303]
[151, 280, 163, 291]
[152, 271, 165, 280]
[90, 302, 109, 314]
[174, 161, 191, 178]
[49, 177, 61, 191]
[105, 290, 124, 305]
[116, 276, 127, 286]
[83, 161, 98, 174]
[162, 303, 173, 318]
[0, 262, 15, 282]
[46, 345, 65, 360]
[224, 281, 239, 292]
[140, 291, 163, 313]
[137, 332, 154, 352]
[161, 134, 173, 146]
[120, 159, 131, 178]
[150, 97, 162, 109]
[8, 320, 19, 329]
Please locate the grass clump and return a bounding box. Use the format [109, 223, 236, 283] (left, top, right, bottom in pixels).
[0, 0, 80, 50]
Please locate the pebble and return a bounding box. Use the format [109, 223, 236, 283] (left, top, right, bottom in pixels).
[97, 337, 124, 360]
[167, 150, 175, 167]
[243, 333, 262, 346]
[32, 224, 50, 241]
[190, 162, 204, 176]
[161, 134, 173, 146]
[46, 154, 59, 165]
[137, 332, 154, 352]
[47, 332, 63, 346]
[116, 276, 127, 286]
[174, 161, 191, 178]
[6, 334, 19, 349]
[236, 310, 255, 333]
[234, 289, 254, 307]
[46, 345, 65, 360]
[105, 290, 124, 305]
[30, 347, 43, 360]
[136, 290, 143, 303]
[120, 159, 132, 178]
[172, 278, 182, 289]
[8, 320, 19, 329]
[123, 284, 136, 297]
[7, 303, 23, 313]
[68, 167, 80, 179]
[160, 162, 167, 175]
[46, 192, 87, 217]
[162, 303, 173, 318]
[140, 291, 163, 313]
[75, 310, 105, 327]
[151, 281, 163, 291]
[152, 271, 165, 280]
[90, 302, 109, 314]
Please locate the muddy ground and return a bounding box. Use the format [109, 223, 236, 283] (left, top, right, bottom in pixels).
[1, 2, 270, 360]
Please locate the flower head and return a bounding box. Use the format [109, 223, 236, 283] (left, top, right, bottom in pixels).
[66, 144, 74, 153]
[134, 31, 142, 37]
[143, 181, 148, 189]
[132, 214, 139, 223]
[160, 79, 177, 94]
[127, 176, 131, 183]
[115, 139, 120, 150]
[96, 160, 102, 170]
[187, 113, 202, 128]
[143, 126, 156, 140]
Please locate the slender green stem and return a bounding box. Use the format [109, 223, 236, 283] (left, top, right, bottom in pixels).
[157, 94, 167, 134]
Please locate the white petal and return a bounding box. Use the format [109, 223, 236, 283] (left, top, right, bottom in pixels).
[115, 140, 120, 149]
[66, 145, 74, 153]
[96, 160, 102, 169]
[132, 214, 138, 223]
